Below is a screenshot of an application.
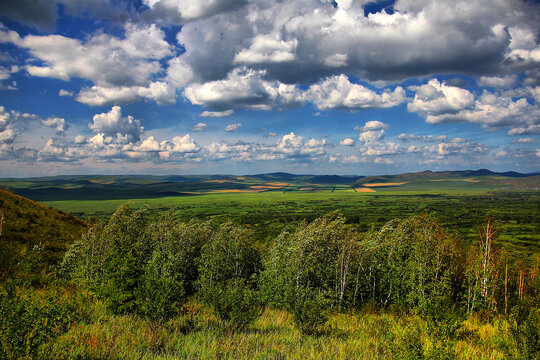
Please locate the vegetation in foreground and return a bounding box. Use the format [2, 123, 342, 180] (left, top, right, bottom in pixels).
[0, 198, 538, 359]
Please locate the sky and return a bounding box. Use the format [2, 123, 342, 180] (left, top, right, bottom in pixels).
[0, 0, 539, 177]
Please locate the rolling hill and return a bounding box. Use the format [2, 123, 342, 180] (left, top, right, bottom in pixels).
[0, 189, 88, 278]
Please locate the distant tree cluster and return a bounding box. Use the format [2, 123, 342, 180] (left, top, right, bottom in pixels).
[61, 205, 539, 337]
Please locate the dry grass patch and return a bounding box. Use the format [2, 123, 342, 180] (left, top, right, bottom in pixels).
[354, 187, 376, 192]
[363, 182, 407, 187]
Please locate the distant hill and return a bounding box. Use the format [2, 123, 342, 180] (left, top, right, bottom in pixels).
[355, 169, 540, 186]
[0, 190, 88, 277]
[0, 169, 538, 202]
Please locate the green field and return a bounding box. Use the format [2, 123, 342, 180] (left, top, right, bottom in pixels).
[1, 170, 538, 253]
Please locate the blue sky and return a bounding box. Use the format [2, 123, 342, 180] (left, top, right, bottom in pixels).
[0, 0, 539, 176]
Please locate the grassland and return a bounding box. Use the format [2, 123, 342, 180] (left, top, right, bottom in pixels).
[2, 169, 539, 253]
[43, 302, 518, 360]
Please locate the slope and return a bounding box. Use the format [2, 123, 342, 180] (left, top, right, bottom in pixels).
[0, 189, 88, 278]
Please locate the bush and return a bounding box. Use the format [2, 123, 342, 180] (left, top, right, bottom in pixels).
[292, 287, 330, 335]
[205, 278, 262, 330]
[509, 304, 540, 360]
[0, 284, 90, 359]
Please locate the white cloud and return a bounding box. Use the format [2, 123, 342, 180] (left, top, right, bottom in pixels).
[0, 106, 18, 143]
[74, 135, 86, 144]
[234, 34, 297, 64]
[170, 134, 200, 153]
[407, 79, 475, 119]
[41, 117, 68, 135]
[307, 75, 406, 110]
[356, 120, 389, 132]
[374, 157, 395, 165]
[508, 125, 540, 136]
[359, 130, 384, 143]
[398, 134, 447, 142]
[58, 89, 73, 97]
[76, 81, 176, 106]
[340, 138, 354, 146]
[360, 141, 400, 156]
[357, 120, 390, 143]
[409, 80, 540, 130]
[225, 123, 242, 132]
[191, 122, 208, 132]
[201, 110, 234, 118]
[3, 23, 175, 106]
[184, 67, 304, 111]
[477, 75, 518, 88]
[516, 137, 536, 144]
[142, 0, 248, 23]
[90, 106, 144, 143]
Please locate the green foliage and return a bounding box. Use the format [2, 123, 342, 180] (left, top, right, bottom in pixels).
[135, 248, 185, 328]
[509, 304, 540, 360]
[261, 211, 353, 333]
[101, 204, 147, 314]
[291, 287, 330, 335]
[198, 222, 262, 328]
[205, 278, 262, 330]
[63, 206, 214, 326]
[0, 284, 90, 359]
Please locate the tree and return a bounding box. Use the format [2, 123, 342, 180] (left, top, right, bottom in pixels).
[260, 211, 357, 333]
[197, 222, 262, 329]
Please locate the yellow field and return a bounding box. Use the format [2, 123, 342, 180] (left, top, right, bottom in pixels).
[363, 182, 407, 187]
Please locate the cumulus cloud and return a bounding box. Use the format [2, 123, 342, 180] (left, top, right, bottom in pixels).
[477, 75, 518, 88]
[201, 110, 234, 118]
[41, 117, 68, 135]
[356, 120, 390, 143]
[89, 106, 144, 143]
[172, 0, 539, 86]
[0, 106, 18, 144]
[184, 67, 304, 111]
[2, 23, 175, 106]
[225, 123, 242, 132]
[409, 79, 540, 130]
[307, 75, 406, 110]
[142, 0, 249, 23]
[356, 120, 389, 132]
[38, 138, 83, 162]
[340, 138, 355, 146]
[408, 79, 475, 119]
[508, 125, 540, 136]
[74, 135, 86, 144]
[191, 122, 209, 132]
[76, 82, 176, 106]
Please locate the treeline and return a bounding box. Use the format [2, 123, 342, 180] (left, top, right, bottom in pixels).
[57, 205, 539, 334]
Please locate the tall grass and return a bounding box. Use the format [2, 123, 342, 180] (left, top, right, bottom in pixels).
[43, 301, 516, 360]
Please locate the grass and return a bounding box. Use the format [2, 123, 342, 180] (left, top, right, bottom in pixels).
[43, 301, 517, 360]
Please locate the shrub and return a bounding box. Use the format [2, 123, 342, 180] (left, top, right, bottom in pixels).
[291, 287, 330, 335]
[509, 304, 540, 360]
[0, 284, 89, 359]
[205, 278, 262, 330]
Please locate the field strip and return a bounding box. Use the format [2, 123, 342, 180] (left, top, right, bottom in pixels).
[353, 187, 376, 192]
[363, 182, 407, 187]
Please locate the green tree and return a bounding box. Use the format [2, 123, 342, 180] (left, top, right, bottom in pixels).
[198, 222, 262, 328]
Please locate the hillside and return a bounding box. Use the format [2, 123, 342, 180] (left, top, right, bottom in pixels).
[0, 190, 88, 277]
